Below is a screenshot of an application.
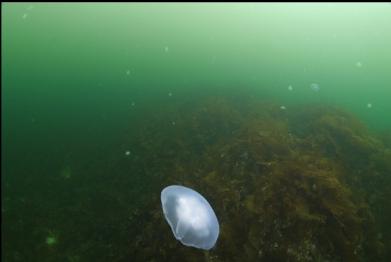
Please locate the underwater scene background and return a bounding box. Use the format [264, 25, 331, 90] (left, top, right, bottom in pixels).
[2, 3, 391, 261]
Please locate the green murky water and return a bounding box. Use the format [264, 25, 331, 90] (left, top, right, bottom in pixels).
[2, 3, 391, 261]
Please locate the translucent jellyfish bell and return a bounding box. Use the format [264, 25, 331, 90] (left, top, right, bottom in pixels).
[161, 185, 220, 250]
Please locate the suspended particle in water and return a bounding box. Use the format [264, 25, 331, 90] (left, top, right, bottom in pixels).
[310, 83, 320, 92]
[164, 46, 169, 53]
[126, 69, 131, 75]
[22, 13, 28, 19]
[125, 150, 131, 156]
[367, 103, 372, 109]
[168, 92, 173, 97]
[280, 105, 286, 110]
[287, 85, 293, 91]
[45, 230, 58, 246]
[172, 121, 176, 126]
[355, 61, 363, 68]
[60, 167, 71, 180]
[46, 236, 57, 246]
[131, 101, 135, 107]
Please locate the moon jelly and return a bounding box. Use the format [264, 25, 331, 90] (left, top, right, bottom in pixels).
[161, 185, 220, 250]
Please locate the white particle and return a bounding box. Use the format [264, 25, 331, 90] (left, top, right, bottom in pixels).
[287, 85, 293, 91]
[126, 69, 131, 75]
[164, 46, 169, 53]
[280, 105, 286, 110]
[172, 121, 176, 126]
[367, 103, 372, 109]
[355, 62, 363, 68]
[310, 83, 320, 92]
[22, 13, 28, 19]
[131, 102, 135, 107]
[168, 92, 172, 97]
[125, 151, 130, 156]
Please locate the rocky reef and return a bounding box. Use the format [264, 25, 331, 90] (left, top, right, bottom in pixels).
[3, 95, 390, 262]
[124, 96, 390, 261]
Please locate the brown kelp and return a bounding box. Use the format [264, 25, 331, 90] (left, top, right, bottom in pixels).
[120, 95, 391, 262]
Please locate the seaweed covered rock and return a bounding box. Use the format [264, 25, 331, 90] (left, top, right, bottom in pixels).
[124, 96, 390, 261]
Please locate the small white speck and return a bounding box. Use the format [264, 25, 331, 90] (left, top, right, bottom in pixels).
[356, 62, 363, 68]
[172, 121, 176, 126]
[310, 83, 320, 92]
[27, 5, 34, 10]
[280, 105, 286, 110]
[126, 70, 131, 75]
[131, 102, 135, 107]
[287, 85, 293, 91]
[367, 103, 372, 108]
[168, 92, 172, 97]
[125, 151, 130, 156]
[164, 46, 169, 53]
[22, 13, 28, 19]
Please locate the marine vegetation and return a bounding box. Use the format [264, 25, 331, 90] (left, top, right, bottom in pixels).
[122, 96, 390, 262]
[2, 95, 390, 262]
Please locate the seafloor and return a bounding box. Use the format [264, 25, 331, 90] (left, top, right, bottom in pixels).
[2, 95, 391, 261]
